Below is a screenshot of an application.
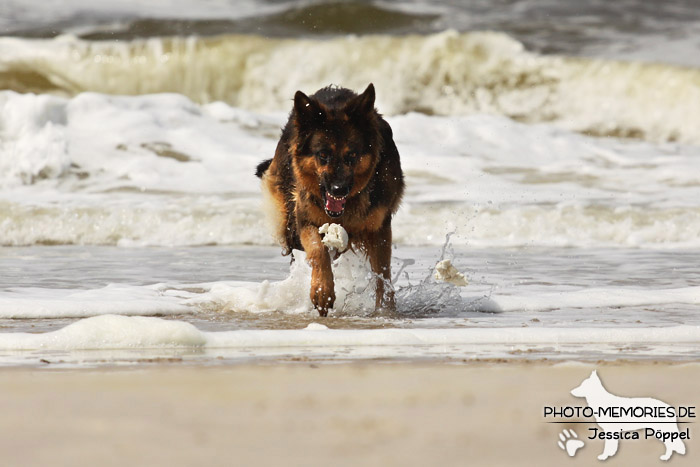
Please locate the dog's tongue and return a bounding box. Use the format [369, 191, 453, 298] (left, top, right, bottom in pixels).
[325, 196, 346, 213]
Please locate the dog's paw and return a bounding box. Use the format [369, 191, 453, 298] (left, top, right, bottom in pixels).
[373, 289, 397, 317]
[557, 429, 584, 457]
[310, 278, 335, 317]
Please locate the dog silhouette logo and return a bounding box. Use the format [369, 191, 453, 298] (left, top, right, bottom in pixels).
[570, 370, 687, 461]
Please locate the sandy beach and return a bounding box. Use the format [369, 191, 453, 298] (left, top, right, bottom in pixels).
[1, 361, 697, 466]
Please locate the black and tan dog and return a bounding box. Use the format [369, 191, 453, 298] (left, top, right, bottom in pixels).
[255, 84, 404, 316]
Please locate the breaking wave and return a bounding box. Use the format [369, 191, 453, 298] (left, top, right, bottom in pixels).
[1, 31, 700, 143]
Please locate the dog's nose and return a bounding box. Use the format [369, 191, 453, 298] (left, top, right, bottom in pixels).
[329, 183, 350, 198]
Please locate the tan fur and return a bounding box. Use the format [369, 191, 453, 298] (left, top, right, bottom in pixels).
[260, 173, 287, 245]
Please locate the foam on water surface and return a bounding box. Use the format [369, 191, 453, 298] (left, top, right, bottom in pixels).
[0, 245, 698, 365]
[0, 314, 698, 367]
[2, 91, 700, 249]
[0, 283, 190, 319]
[1, 246, 698, 321]
[2, 314, 700, 350]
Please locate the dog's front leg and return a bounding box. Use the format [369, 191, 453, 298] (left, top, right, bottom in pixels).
[598, 437, 618, 460]
[300, 225, 335, 316]
[365, 223, 395, 312]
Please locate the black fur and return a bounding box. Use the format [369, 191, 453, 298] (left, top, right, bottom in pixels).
[255, 158, 272, 178]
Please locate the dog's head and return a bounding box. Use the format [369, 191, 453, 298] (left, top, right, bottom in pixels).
[571, 370, 602, 398]
[289, 84, 382, 218]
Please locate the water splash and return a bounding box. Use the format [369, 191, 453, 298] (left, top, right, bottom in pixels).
[203, 237, 500, 318]
[393, 232, 500, 316]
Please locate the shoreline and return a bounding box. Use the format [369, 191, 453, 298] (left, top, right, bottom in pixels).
[7, 350, 700, 369]
[1, 361, 697, 466]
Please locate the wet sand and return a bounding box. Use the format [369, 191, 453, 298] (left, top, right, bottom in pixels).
[0, 362, 697, 466]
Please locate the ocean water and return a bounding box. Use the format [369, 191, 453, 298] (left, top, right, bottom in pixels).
[1, 0, 699, 366]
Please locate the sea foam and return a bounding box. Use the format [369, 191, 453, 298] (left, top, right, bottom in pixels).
[0, 283, 191, 319]
[0, 314, 697, 351]
[0, 315, 205, 350]
[2, 91, 700, 249]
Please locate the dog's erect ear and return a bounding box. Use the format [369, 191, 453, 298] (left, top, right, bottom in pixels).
[347, 83, 375, 116]
[294, 90, 323, 124]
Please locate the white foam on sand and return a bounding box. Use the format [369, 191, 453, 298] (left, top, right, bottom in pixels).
[0, 314, 697, 352]
[204, 325, 700, 348]
[0, 315, 205, 350]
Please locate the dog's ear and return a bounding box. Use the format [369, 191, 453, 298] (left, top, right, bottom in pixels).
[294, 90, 323, 125]
[347, 83, 375, 116]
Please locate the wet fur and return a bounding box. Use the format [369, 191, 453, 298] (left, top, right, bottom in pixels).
[256, 84, 404, 316]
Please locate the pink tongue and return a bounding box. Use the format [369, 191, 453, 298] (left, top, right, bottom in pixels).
[325, 196, 346, 213]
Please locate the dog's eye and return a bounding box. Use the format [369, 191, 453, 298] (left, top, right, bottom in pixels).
[316, 151, 329, 165]
[345, 152, 358, 165]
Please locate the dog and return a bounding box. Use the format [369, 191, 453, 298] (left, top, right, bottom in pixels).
[571, 370, 686, 461]
[255, 84, 404, 316]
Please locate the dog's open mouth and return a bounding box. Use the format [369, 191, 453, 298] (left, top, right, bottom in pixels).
[322, 190, 347, 218]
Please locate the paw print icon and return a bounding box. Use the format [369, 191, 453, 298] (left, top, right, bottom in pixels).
[558, 429, 585, 457]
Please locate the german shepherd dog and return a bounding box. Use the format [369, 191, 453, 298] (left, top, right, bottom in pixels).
[255, 84, 404, 316]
